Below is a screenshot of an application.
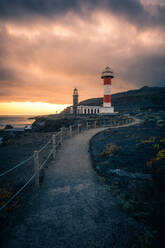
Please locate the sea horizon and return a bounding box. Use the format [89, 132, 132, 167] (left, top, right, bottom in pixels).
[0, 115, 35, 128]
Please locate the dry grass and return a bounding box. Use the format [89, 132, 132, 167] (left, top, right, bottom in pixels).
[141, 137, 156, 144]
[103, 143, 120, 156]
[0, 188, 13, 208]
[146, 150, 165, 166]
[156, 149, 165, 160]
[146, 158, 157, 167]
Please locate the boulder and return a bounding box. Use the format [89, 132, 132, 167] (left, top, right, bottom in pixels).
[4, 125, 13, 129]
[157, 120, 165, 127]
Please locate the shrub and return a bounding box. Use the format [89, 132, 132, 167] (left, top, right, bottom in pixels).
[156, 149, 165, 160]
[101, 177, 106, 183]
[0, 188, 13, 208]
[146, 149, 165, 167]
[148, 156, 165, 193]
[138, 229, 156, 248]
[141, 137, 156, 144]
[102, 143, 120, 156]
[152, 144, 160, 150]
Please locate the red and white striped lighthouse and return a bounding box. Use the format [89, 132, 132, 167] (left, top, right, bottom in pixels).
[101, 66, 114, 108]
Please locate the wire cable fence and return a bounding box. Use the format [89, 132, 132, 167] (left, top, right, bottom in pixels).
[0, 117, 134, 212]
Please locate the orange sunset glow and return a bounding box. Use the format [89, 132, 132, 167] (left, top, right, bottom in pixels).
[0, 0, 164, 115]
[0, 2, 165, 248]
[0, 102, 69, 115]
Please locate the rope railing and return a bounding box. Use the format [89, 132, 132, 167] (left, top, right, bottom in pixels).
[0, 155, 33, 178]
[38, 139, 51, 153]
[39, 149, 53, 170]
[0, 174, 35, 212]
[0, 117, 134, 211]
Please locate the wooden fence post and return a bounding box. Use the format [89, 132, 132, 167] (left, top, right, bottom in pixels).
[34, 150, 39, 189]
[78, 124, 81, 134]
[52, 134, 56, 159]
[69, 125, 72, 138]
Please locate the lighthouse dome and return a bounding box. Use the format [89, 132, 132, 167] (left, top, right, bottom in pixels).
[101, 66, 114, 79]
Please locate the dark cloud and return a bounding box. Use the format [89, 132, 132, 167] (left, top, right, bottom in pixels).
[0, 67, 17, 81]
[0, 1, 164, 104]
[0, 0, 82, 19]
[105, 0, 165, 29]
[0, 0, 165, 29]
[126, 55, 165, 86]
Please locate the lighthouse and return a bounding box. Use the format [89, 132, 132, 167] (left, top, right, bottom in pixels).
[73, 88, 79, 116]
[100, 66, 114, 114]
[70, 66, 115, 115]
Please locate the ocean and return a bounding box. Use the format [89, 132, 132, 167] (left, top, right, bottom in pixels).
[0, 115, 35, 129]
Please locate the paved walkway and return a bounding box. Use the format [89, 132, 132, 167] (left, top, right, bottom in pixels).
[3, 127, 140, 248]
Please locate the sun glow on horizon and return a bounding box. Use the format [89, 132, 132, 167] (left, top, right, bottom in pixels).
[0, 102, 70, 115]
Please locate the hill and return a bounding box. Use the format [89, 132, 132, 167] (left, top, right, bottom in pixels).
[78, 86, 165, 112]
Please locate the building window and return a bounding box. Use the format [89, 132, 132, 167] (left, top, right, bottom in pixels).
[91, 109, 93, 114]
[97, 109, 99, 113]
[88, 109, 90, 114]
[84, 109, 86, 114]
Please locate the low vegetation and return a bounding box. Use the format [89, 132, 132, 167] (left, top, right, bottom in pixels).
[0, 188, 13, 208]
[102, 143, 120, 156]
[90, 113, 165, 248]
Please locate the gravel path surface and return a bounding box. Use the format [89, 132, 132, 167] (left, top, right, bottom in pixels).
[2, 127, 141, 248]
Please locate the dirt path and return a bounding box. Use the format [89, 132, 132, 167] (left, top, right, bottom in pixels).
[3, 124, 142, 248]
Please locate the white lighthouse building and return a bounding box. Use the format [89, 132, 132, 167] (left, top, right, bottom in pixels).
[70, 66, 115, 115]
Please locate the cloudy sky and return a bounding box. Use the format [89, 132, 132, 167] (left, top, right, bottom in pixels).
[0, 0, 165, 114]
